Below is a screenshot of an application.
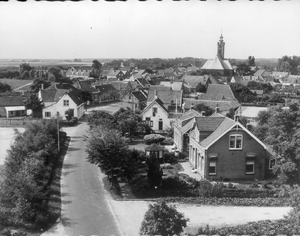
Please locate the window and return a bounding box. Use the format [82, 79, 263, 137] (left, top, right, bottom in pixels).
[150, 121, 153, 127]
[209, 161, 216, 175]
[229, 134, 243, 149]
[246, 160, 255, 174]
[145, 117, 151, 125]
[269, 159, 276, 170]
[45, 112, 51, 117]
[63, 100, 69, 106]
[152, 107, 157, 117]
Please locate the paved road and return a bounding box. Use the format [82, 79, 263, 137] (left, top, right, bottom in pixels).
[60, 122, 122, 236]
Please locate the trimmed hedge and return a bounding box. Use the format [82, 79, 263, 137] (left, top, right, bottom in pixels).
[163, 196, 289, 207]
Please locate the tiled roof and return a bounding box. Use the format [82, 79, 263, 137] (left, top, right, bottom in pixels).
[0, 96, 24, 107]
[111, 81, 128, 90]
[195, 117, 225, 132]
[132, 90, 147, 102]
[78, 81, 98, 92]
[160, 81, 183, 91]
[136, 78, 150, 87]
[95, 84, 117, 94]
[180, 75, 209, 88]
[201, 55, 233, 70]
[200, 117, 235, 147]
[145, 143, 165, 151]
[142, 97, 169, 115]
[286, 75, 300, 84]
[183, 98, 240, 112]
[198, 84, 238, 101]
[107, 70, 121, 77]
[147, 86, 182, 107]
[254, 69, 265, 77]
[41, 83, 83, 105]
[178, 109, 202, 122]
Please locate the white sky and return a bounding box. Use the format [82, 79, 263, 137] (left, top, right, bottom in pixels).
[0, 0, 299, 60]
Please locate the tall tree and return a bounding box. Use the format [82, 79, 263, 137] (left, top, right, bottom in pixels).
[24, 93, 44, 117]
[90, 60, 102, 79]
[253, 104, 300, 184]
[248, 56, 255, 66]
[194, 103, 214, 116]
[19, 63, 34, 75]
[0, 82, 12, 93]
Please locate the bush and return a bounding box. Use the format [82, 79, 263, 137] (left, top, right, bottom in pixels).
[198, 180, 224, 197]
[164, 152, 177, 164]
[161, 137, 174, 145]
[139, 200, 189, 236]
[162, 175, 189, 190]
[143, 134, 165, 145]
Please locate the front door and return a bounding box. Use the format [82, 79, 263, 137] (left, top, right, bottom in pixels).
[158, 119, 163, 130]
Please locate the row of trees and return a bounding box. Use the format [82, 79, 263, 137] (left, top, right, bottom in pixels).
[0, 120, 61, 228]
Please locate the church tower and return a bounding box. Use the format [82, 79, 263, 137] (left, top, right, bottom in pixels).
[217, 34, 225, 60]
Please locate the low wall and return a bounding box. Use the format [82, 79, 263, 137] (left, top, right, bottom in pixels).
[0, 118, 41, 127]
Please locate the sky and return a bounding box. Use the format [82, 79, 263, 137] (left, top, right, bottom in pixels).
[0, 0, 299, 60]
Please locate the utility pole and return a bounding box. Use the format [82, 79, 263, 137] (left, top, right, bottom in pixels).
[57, 111, 60, 152]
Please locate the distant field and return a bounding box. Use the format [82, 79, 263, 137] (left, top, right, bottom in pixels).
[0, 127, 25, 166]
[0, 78, 33, 90]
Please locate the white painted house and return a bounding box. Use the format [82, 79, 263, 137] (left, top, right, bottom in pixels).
[141, 97, 171, 131]
[38, 83, 85, 120]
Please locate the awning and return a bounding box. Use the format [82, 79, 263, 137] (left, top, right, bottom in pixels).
[5, 106, 26, 111]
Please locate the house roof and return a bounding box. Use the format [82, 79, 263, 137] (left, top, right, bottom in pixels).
[159, 81, 183, 91]
[41, 83, 83, 106]
[145, 143, 165, 152]
[201, 55, 233, 70]
[271, 72, 289, 78]
[95, 84, 117, 94]
[199, 117, 236, 147]
[183, 98, 240, 112]
[0, 96, 24, 107]
[286, 75, 300, 84]
[195, 116, 225, 132]
[132, 90, 147, 102]
[180, 75, 209, 88]
[136, 78, 150, 87]
[254, 69, 265, 76]
[77, 80, 98, 92]
[198, 84, 239, 101]
[107, 70, 121, 77]
[110, 81, 129, 90]
[142, 97, 169, 116]
[147, 86, 182, 106]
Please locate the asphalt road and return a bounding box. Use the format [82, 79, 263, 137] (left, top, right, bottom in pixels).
[61, 122, 122, 236]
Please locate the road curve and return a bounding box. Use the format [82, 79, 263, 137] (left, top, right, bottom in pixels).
[60, 122, 122, 236]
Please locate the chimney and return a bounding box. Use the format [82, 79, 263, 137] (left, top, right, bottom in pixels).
[190, 103, 194, 111]
[215, 104, 219, 113]
[154, 89, 157, 100]
[234, 115, 239, 122]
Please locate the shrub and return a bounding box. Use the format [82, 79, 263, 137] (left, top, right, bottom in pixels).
[164, 152, 177, 164]
[143, 134, 165, 145]
[198, 180, 224, 197]
[139, 200, 189, 236]
[162, 175, 188, 190]
[161, 137, 174, 145]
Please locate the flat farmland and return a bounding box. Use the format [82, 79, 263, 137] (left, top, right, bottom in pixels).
[0, 127, 24, 166]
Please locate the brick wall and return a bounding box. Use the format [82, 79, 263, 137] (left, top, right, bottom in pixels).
[207, 129, 266, 181]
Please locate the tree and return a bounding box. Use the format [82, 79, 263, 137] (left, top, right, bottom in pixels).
[226, 108, 235, 119]
[0, 82, 12, 93]
[90, 60, 102, 78]
[85, 126, 137, 182]
[139, 200, 189, 236]
[0, 120, 59, 227]
[194, 103, 214, 116]
[248, 56, 255, 66]
[278, 55, 300, 75]
[24, 93, 44, 117]
[196, 82, 206, 93]
[230, 83, 257, 103]
[235, 62, 251, 76]
[19, 63, 34, 75]
[31, 78, 51, 93]
[253, 104, 300, 185]
[79, 91, 93, 105]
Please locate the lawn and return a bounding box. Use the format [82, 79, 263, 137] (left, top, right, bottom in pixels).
[0, 78, 33, 90]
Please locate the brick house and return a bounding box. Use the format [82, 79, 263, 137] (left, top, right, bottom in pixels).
[184, 113, 271, 181]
